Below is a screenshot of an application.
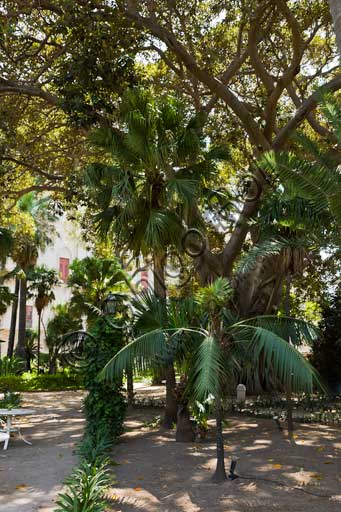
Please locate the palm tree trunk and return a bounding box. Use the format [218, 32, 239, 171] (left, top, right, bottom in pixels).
[126, 366, 134, 405]
[153, 251, 178, 428]
[15, 277, 27, 363]
[7, 278, 19, 357]
[328, 0, 341, 58]
[212, 392, 227, 482]
[37, 310, 41, 374]
[285, 274, 294, 435]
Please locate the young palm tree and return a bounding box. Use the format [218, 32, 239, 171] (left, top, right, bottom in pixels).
[68, 256, 129, 327]
[86, 87, 229, 426]
[101, 278, 321, 482]
[45, 303, 83, 373]
[27, 266, 59, 373]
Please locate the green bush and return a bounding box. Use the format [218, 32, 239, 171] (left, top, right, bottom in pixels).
[54, 459, 111, 512]
[0, 372, 83, 392]
[0, 390, 23, 409]
[82, 317, 126, 446]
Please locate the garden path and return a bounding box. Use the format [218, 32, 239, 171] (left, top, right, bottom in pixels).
[0, 391, 85, 512]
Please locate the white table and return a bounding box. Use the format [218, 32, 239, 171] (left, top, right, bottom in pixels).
[0, 408, 36, 450]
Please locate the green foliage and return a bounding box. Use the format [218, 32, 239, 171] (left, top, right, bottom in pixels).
[102, 283, 322, 403]
[311, 294, 341, 392]
[196, 277, 233, 313]
[85, 88, 229, 258]
[54, 459, 111, 512]
[68, 257, 128, 324]
[0, 356, 24, 376]
[0, 390, 22, 409]
[27, 265, 59, 313]
[45, 303, 83, 371]
[82, 317, 126, 446]
[0, 372, 83, 392]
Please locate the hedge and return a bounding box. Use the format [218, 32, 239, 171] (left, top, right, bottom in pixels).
[0, 372, 84, 392]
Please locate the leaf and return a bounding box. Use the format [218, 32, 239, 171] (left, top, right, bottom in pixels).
[271, 463, 283, 469]
[15, 484, 28, 490]
[134, 487, 143, 491]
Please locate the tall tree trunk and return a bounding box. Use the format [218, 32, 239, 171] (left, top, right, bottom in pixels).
[15, 277, 27, 363]
[7, 278, 19, 357]
[37, 310, 41, 374]
[285, 274, 294, 435]
[329, 0, 341, 58]
[153, 252, 178, 428]
[126, 366, 134, 405]
[212, 392, 227, 482]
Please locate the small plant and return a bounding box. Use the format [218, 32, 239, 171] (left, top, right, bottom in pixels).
[0, 390, 22, 409]
[142, 414, 163, 428]
[0, 356, 24, 376]
[78, 429, 113, 465]
[54, 459, 111, 512]
[191, 394, 215, 439]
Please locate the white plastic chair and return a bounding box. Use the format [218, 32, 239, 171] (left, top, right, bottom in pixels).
[0, 431, 10, 450]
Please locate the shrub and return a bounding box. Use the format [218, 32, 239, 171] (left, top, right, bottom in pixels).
[0, 372, 83, 392]
[54, 459, 111, 512]
[82, 317, 126, 445]
[0, 356, 24, 376]
[311, 294, 341, 393]
[0, 390, 22, 408]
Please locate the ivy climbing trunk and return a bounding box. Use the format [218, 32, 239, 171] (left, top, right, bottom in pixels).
[153, 252, 178, 428]
[7, 278, 19, 357]
[15, 277, 27, 364]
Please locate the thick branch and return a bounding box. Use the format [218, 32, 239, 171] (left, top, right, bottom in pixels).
[273, 74, 341, 150]
[0, 78, 59, 106]
[125, 5, 270, 150]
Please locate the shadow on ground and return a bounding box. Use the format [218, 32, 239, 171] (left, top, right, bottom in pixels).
[0, 391, 86, 512]
[108, 408, 341, 512]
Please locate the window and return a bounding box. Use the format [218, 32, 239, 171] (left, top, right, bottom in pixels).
[26, 306, 33, 329]
[140, 270, 149, 289]
[59, 257, 70, 282]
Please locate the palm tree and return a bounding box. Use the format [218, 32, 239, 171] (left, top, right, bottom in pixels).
[27, 266, 59, 373]
[101, 277, 321, 482]
[86, 87, 229, 426]
[11, 193, 57, 362]
[68, 256, 129, 327]
[45, 303, 83, 373]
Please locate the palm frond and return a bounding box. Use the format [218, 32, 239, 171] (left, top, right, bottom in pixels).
[240, 315, 319, 346]
[100, 329, 167, 380]
[191, 335, 225, 401]
[236, 238, 288, 274]
[242, 325, 322, 393]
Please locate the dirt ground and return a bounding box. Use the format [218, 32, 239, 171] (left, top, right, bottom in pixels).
[109, 408, 341, 512]
[0, 388, 340, 512]
[0, 391, 85, 512]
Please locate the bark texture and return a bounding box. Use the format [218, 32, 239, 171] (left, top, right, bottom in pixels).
[7, 278, 19, 357]
[329, 0, 341, 58]
[15, 277, 27, 363]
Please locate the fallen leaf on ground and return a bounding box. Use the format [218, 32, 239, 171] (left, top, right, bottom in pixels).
[311, 473, 323, 480]
[272, 464, 283, 469]
[324, 461, 333, 464]
[134, 487, 143, 491]
[15, 485, 28, 490]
